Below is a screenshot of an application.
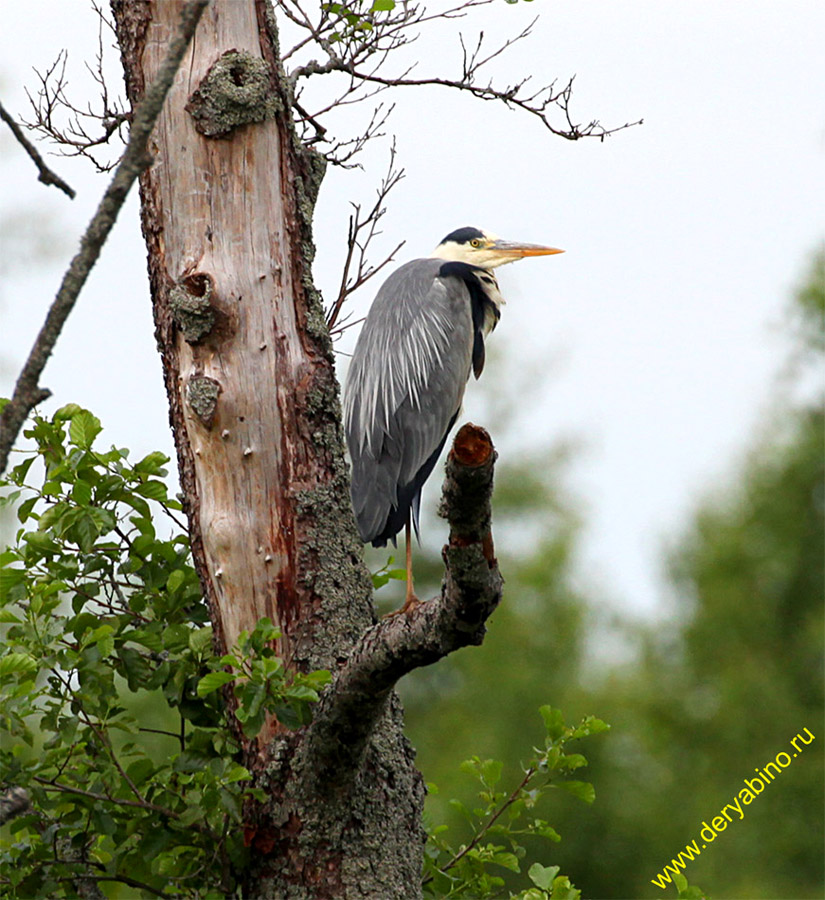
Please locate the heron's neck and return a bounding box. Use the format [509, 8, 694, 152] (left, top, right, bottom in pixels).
[472, 270, 502, 338]
[474, 269, 505, 315]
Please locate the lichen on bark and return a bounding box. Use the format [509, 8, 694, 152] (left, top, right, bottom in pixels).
[169, 280, 215, 343]
[186, 49, 281, 137]
[186, 375, 221, 427]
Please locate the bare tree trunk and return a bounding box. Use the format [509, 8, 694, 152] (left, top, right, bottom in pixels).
[111, 3, 505, 896]
[111, 1, 425, 896]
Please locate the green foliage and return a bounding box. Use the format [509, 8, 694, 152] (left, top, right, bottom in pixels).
[322, 0, 396, 43]
[370, 555, 407, 590]
[423, 707, 609, 898]
[197, 619, 331, 736]
[673, 872, 709, 899]
[0, 406, 329, 898]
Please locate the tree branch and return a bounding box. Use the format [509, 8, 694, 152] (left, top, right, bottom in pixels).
[281, 1, 640, 153]
[346, 67, 640, 141]
[303, 423, 502, 784]
[326, 141, 405, 332]
[0, 97, 76, 198]
[22, 7, 131, 173]
[423, 762, 537, 885]
[0, 0, 210, 476]
[31, 776, 219, 840]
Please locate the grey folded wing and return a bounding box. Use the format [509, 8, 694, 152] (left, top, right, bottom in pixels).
[343, 258, 474, 544]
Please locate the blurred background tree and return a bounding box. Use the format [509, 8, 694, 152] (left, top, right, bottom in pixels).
[398, 249, 824, 899]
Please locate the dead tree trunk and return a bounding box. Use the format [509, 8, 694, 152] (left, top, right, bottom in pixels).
[111, 2, 503, 896]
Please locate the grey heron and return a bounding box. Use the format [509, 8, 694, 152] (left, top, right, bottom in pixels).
[343, 226, 563, 614]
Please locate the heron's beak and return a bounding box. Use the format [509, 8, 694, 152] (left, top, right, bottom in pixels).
[490, 240, 565, 259]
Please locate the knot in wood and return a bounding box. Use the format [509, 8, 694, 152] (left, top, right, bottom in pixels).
[186, 50, 281, 138]
[169, 275, 215, 343]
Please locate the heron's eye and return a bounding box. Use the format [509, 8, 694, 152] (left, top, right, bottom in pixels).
[470, 238, 482, 248]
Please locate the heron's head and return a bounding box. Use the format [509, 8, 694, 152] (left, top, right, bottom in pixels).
[431, 226, 564, 269]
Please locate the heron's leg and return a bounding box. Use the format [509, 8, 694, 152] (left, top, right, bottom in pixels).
[404, 514, 417, 605]
[385, 511, 420, 617]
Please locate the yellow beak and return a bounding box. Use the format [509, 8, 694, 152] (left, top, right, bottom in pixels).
[490, 240, 565, 259]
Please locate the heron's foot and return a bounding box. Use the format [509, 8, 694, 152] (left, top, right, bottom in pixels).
[383, 593, 422, 618]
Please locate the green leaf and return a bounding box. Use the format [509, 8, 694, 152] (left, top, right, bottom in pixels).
[0, 653, 38, 677]
[558, 753, 588, 771]
[167, 569, 186, 594]
[135, 480, 168, 501]
[54, 403, 84, 421]
[125, 758, 156, 786]
[134, 451, 169, 475]
[197, 671, 235, 697]
[73, 511, 100, 552]
[0, 567, 27, 601]
[371, 558, 407, 590]
[17, 496, 39, 522]
[285, 684, 319, 702]
[529, 863, 560, 890]
[224, 764, 251, 783]
[533, 820, 562, 842]
[125, 627, 164, 652]
[540, 705, 566, 739]
[371, 0, 395, 10]
[491, 850, 520, 872]
[250, 616, 280, 645]
[303, 669, 332, 689]
[556, 780, 595, 804]
[550, 875, 580, 900]
[189, 626, 213, 654]
[163, 624, 191, 651]
[480, 758, 503, 787]
[0, 489, 21, 508]
[0, 609, 23, 623]
[69, 411, 102, 449]
[71, 479, 92, 506]
[23, 530, 60, 555]
[572, 716, 610, 738]
[90, 624, 115, 658]
[219, 786, 242, 821]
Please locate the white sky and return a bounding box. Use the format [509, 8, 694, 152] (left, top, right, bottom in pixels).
[1, 1, 823, 617]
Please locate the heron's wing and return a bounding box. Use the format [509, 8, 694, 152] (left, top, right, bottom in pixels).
[344, 258, 474, 544]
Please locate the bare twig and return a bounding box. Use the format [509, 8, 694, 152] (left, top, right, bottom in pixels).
[0, 97, 75, 198]
[0, 0, 210, 476]
[23, 6, 131, 173]
[278, 0, 640, 159]
[347, 67, 641, 141]
[326, 142, 405, 332]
